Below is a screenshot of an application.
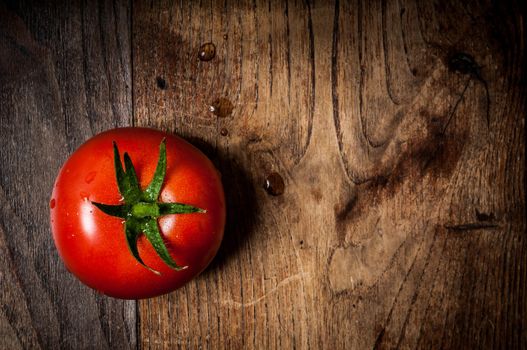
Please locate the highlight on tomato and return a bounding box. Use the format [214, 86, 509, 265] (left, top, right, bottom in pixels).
[50, 128, 225, 299]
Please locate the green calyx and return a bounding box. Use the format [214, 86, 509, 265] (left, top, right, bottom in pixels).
[92, 140, 205, 275]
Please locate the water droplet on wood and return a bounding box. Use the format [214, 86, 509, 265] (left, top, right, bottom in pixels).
[198, 42, 216, 61]
[220, 128, 228, 136]
[209, 98, 233, 118]
[264, 172, 285, 196]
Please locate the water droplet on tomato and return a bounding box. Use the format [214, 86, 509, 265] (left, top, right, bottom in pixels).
[209, 98, 233, 118]
[49, 198, 56, 209]
[85, 171, 97, 184]
[80, 191, 89, 200]
[264, 172, 285, 196]
[198, 42, 216, 61]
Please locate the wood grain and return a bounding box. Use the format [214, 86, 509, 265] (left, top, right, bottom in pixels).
[0, 0, 525, 349]
[133, 0, 525, 349]
[0, 1, 135, 349]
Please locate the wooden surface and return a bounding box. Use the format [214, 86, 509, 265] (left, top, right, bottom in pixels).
[1, 0, 525, 349]
[0, 1, 135, 349]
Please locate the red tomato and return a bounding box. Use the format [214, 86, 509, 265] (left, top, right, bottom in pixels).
[50, 128, 225, 299]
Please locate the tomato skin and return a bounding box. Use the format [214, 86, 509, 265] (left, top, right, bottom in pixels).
[50, 128, 225, 299]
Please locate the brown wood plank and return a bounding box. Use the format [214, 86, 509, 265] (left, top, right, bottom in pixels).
[129, 0, 527, 349]
[0, 1, 136, 349]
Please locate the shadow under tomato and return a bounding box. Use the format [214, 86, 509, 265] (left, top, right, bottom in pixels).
[185, 137, 258, 277]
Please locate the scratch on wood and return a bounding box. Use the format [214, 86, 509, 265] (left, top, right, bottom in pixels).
[220, 272, 310, 309]
[444, 222, 500, 231]
[373, 327, 385, 350]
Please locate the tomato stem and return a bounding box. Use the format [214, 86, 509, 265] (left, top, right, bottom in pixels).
[91, 140, 205, 274]
[132, 202, 160, 218]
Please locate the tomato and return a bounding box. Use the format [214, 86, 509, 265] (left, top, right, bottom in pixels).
[50, 128, 225, 299]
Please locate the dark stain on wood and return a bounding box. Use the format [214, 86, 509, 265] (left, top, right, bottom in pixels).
[156, 76, 168, 90]
[475, 209, 496, 222]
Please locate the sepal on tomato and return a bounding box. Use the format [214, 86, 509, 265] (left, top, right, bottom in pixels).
[125, 219, 162, 275]
[91, 202, 130, 218]
[142, 140, 167, 202]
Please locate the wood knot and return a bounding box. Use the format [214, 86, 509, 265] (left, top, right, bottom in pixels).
[448, 52, 480, 76]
